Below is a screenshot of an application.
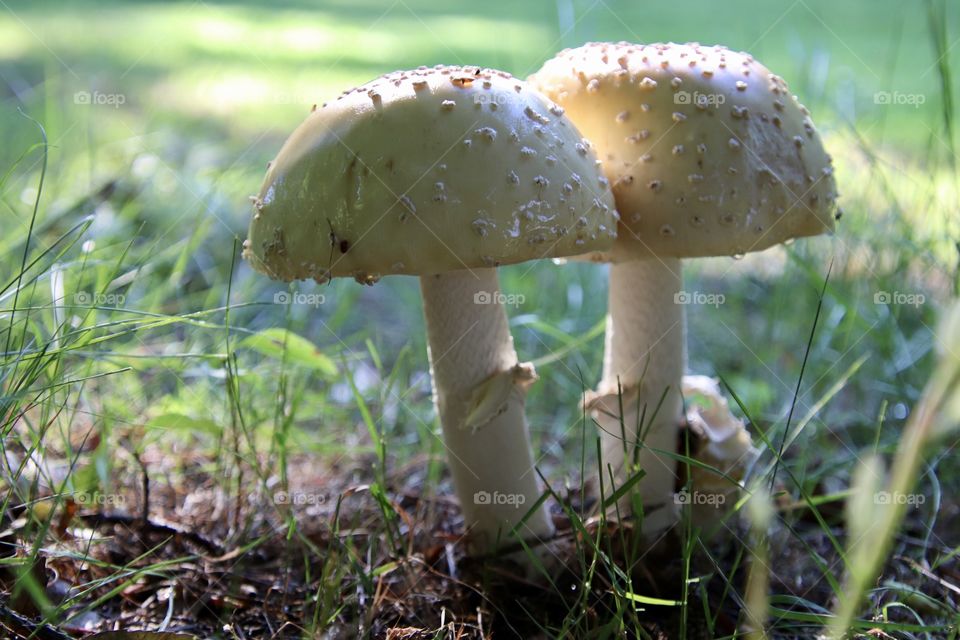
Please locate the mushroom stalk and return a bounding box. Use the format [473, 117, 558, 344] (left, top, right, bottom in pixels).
[420, 268, 554, 551]
[593, 256, 684, 532]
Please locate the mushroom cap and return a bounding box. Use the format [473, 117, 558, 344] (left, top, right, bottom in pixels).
[243, 65, 618, 284]
[529, 42, 838, 261]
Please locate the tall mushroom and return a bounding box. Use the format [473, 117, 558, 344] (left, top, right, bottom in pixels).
[530, 43, 838, 534]
[243, 66, 618, 552]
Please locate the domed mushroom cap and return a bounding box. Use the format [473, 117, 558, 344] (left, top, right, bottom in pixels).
[243, 66, 618, 284]
[529, 42, 838, 260]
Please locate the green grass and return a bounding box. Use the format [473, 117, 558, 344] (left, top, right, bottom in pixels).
[0, 0, 958, 637]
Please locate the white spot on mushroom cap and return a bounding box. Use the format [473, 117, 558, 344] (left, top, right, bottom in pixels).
[475, 126, 497, 142]
[524, 105, 550, 124]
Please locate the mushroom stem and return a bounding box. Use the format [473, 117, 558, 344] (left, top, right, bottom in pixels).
[420, 268, 554, 552]
[593, 256, 684, 533]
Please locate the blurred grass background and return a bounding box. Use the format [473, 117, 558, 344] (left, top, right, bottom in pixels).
[0, 0, 958, 634]
[1, 0, 956, 508]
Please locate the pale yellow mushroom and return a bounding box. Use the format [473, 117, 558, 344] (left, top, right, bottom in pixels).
[244, 65, 618, 552]
[531, 43, 837, 535]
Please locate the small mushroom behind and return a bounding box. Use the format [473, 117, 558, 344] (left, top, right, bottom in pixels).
[530, 42, 837, 536]
[244, 65, 618, 554]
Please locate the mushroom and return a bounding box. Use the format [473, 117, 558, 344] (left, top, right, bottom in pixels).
[243, 65, 618, 552]
[530, 43, 838, 534]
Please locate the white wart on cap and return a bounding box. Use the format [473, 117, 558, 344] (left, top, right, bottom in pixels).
[243, 65, 618, 283]
[529, 42, 839, 260]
